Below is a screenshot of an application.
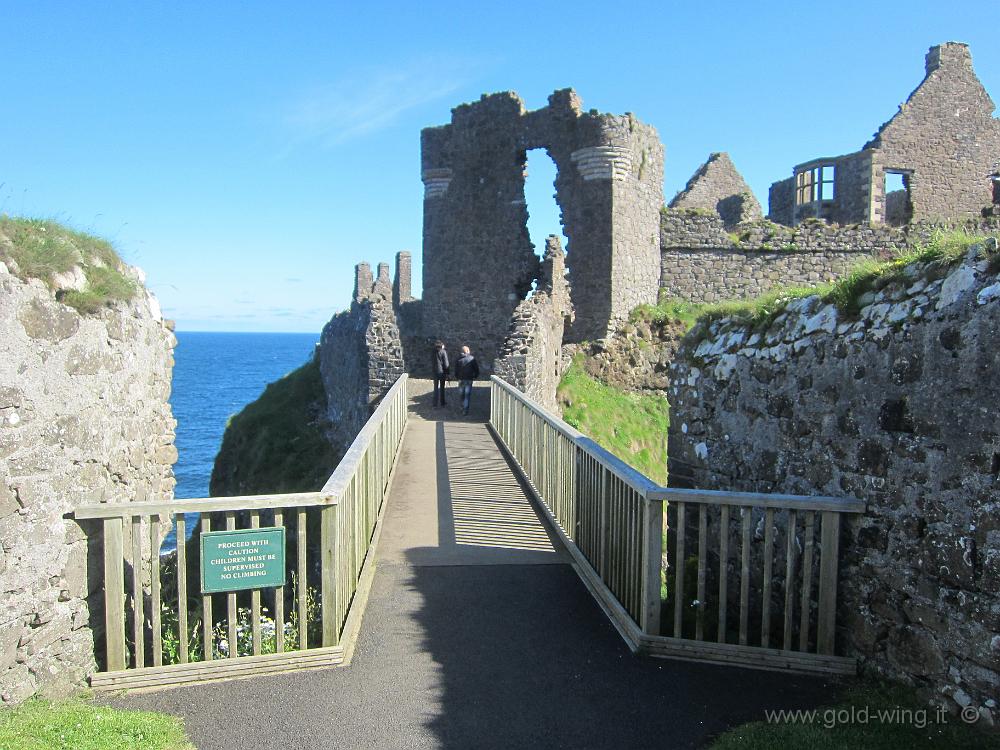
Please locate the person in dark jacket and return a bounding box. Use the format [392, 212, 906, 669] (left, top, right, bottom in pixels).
[432, 341, 449, 407]
[455, 345, 480, 416]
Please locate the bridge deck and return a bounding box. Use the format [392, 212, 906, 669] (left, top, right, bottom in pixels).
[116, 380, 835, 749]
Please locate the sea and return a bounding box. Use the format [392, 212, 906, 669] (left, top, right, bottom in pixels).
[160, 331, 320, 553]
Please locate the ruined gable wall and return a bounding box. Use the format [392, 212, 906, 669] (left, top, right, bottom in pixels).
[0, 264, 176, 704]
[866, 43, 1000, 223]
[670, 153, 763, 227]
[666, 241, 1000, 720]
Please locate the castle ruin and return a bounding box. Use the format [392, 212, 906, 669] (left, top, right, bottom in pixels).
[768, 42, 1000, 227]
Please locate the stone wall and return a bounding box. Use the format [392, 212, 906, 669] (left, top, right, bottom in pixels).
[420, 89, 663, 363]
[0, 263, 176, 704]
[669, 152, 762, 228]
[768, 43, 1000, 226]
[666, 240, 1000, 721]
[319, 261, 405, 449]
[494, 236, 573, 410]
[660, 210, 907, 302]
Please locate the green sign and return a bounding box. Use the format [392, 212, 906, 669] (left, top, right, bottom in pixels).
[200, 527, 286, 594]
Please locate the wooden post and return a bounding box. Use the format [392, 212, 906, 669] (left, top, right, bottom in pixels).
[250, 511, 262, 656]
[673, 501, 686, 638]
[150, 515, 162, 667]
[717, 504, 730, 643]
[131, 516, 144, 669]
[761, 507, 774, 648]
[799, 511, 815, 652]
[103, 517, 126, 672]
[739, 507, 751, 646]
[696, 505, 707, 641]
[274, 509, 285, 654]
[175, 514, 188, 664]
[297, 508, 308, 650]
[321, 504, 338, 647]
[816, 511, 840, 655]
[201, 515, 213, 661]
[783, 510, 798, 652]
[225, 512, 237, 658]
[641, 497, 663, 635]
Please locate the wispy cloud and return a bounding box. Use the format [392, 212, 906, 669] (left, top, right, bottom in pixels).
[282, 58, 470, 150]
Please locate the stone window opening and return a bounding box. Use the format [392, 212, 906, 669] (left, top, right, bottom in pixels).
[883, 169, 913, 226]
[522, 148, 569, 297]
[795, 164, 835, 205]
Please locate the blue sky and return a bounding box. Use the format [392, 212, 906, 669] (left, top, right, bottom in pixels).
[1, 1, 995, 332]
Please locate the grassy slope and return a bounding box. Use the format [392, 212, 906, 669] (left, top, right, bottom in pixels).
[710, 684, 997, 749]
[0, 699, 194, 750]
[557, 358, 670, 484]
[0, 216, 138, 314]
[209, 358, 341, 496]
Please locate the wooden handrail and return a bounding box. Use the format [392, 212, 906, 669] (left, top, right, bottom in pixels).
[74, 491, 334, 519]
[323, 374, 408, 496]
[646, 487, 865, 513]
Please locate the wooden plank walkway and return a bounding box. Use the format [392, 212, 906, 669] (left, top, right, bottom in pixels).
[113, 380, 835, 749]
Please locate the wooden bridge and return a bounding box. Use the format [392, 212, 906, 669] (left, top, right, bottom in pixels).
[76, 375, 864, 747]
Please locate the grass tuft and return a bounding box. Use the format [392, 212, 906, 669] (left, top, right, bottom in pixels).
[0, 698, 194, 750]
[557, 357, 669, 483]
[0, 215, 138, 314]
[710, 683, 996, 749]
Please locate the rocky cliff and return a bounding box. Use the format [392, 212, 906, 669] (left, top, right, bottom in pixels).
[0, 219, 176, 703]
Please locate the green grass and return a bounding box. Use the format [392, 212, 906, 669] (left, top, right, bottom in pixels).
[209, 357, 341, 496]
[0, 216, 138, 314]
[710, 683, 998, 749]
[630, 296, 708, 330]
[557, 358, 670, 483]
[0, 699, 194, 750]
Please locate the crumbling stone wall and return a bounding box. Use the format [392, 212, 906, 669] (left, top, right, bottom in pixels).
[669, 153, 762, 228]
[319, 260, 405, 449]
[769, 43, 1000, 226]
[494, 236, 573, 410]
[0, 263, 176, 704]
[667, 240, 1000, 721]
[660, 210, 907, 302]
[421, 89, 663, 363]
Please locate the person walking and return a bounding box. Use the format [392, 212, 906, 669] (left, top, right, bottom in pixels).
[455, 345, 480, 416]
[432, 341, 449, 407]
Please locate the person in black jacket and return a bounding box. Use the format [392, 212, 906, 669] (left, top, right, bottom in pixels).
[455, 345, 480, 416]
[432, 341, 449, 407]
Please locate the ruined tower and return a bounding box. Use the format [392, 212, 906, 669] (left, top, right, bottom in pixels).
[420, 89, 664, 365]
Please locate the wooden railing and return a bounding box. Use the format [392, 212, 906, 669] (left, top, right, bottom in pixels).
[489, 376, 864, 675]
[74, 374, 408, 690]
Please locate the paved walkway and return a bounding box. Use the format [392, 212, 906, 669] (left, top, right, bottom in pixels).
[118, 381, 837, 749]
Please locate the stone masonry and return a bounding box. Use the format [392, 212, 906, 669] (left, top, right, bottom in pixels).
[421, 89, 663, 365]
[669, 153, 762, 228]
[769, 43, 1000, 226]
[494, 236, 573, 411]
[659, 209, 907, 302]
[0, 262, 176, 704]
[667, 240, 1000, 722]
[319, 259, 406, 450]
